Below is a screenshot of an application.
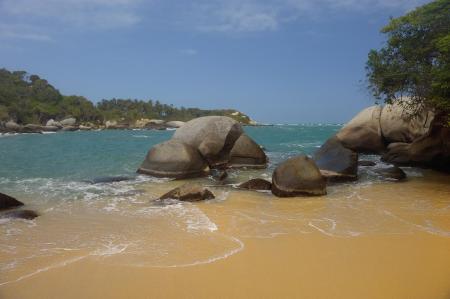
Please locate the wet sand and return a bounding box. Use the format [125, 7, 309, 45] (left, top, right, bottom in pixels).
[1, 172, 450, 299]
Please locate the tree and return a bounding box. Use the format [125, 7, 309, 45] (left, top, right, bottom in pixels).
[366, 0, 450, 123]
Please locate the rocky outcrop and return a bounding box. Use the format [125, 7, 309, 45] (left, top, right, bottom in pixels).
[4, 121, 21, 132]
[380, 101, 434, 143]
[382, 125, 450, 172]
[229, 134, 267, 168]
[60, 117, 77, 126]
[46, 119, 62, 127]
[173, 116, 244, 167]
[159, 183, 215, 202]
[271, 155, 326, 197]
[137, 140, 208, 178]
[313, 136, 358, 182]
[238, 178, 272, 191]
[336, 106, 385, 153]
[0, 192, 24, 210]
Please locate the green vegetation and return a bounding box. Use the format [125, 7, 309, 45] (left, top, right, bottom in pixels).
[366, 0, 450, 123]
[0, 68, 252, 125]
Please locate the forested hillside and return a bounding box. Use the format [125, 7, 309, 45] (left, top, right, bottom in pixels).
[0, 69, 252, 125]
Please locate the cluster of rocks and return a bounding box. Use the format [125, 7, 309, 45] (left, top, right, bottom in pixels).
[137, 116, 267, 178]
[0, 192, 39, 220]
[147, 102, 448, 201]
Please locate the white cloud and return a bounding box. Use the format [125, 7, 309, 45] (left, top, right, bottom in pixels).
[0, 24, 52, 41]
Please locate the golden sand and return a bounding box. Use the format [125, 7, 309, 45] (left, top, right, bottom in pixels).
[1, 172, 449, 299]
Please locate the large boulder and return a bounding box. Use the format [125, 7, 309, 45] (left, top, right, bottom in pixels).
[336, 106, 385, 153]
[159, 183, 215, 202]
[173, 116, 244, 167]
[134, 119, 151, 128]
[313, 136, 358, 182]
[0, 192, 24, 210]
[271, 155, 326, 197]
[229, 134, 267, 168]
[382, 126, 450, 172]
[165, 121, 185, 128]
[380, 101, 434, 143]
[60, 117, 77, 126]
[137, 140, 208, 178]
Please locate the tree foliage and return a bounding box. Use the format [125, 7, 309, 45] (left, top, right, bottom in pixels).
[366, 0, 450, 122]
[0, 68, 251, 124]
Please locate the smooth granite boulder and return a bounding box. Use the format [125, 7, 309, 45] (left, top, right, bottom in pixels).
[375, 166, 407, 181]
[336, 106, 385, 153]
[159, 183, 215, 202]
[238, 178, 272, 191]
[0, 192, 24, 210]
[0, 210, 39, 220]
[137, 140, 208, 178]
[380, 101, 434, 143]
[313, 136, 358, 182]
[60, 117, 77, 126]
[272, 155, 326, 197]
[173, 116, 244, 167]
[229, 134, 267, 168]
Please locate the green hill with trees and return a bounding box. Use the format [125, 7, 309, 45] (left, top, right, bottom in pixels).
[0, 69, 253, 125]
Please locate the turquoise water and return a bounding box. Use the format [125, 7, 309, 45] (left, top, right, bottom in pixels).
[0, 125, 340, 182]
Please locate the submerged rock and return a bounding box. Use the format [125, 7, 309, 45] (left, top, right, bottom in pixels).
[358, 160, 376, 166]
[137, 140, 208, 178]
[86, 176, 133, 184]
[229, 134, 267, 168]
[336, 106, 385, 153]
[159, 183, 215, 202]
[272, 155, 326, 197]
[375, 167, 407, 181]
[0, 210, 39, 220]
[173, 116, 244, 167]
[0, 192, 24, 210]
[313, 136, 358, 182]
[238, 178, 272, 191]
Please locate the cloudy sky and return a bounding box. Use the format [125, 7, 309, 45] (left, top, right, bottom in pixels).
[0, 0, 430, 123]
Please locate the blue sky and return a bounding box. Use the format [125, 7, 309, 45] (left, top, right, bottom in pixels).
[0, 0, 429, 123]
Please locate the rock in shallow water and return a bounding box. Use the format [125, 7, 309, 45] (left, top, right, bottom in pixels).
[159, 183, 215, 202]
[272, 155, 326, 197]
[0, 209, 39, 220]
[313, 136, 358, 182]
[137, 140, 208, 179]
[229, 134, 267, 168]
[238, 178, 272, 191]
[0, 192, 24, 210]
[375, 167, 407, 181]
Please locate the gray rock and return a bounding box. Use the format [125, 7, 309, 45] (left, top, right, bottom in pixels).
[358, 160, 376, 166]
[42, 126, 59, 132]
[313, 136, 358, 182]
[336, 106, 385, 153]
[229, 134, 267, 168]
[60, 117, 77, 126]
[238, 178, 272, 191]
[173, 116, 244, 167]
[0, 192, 24, 210]
[61, 126, 78, 131]
[272, 155, 326, 197]
[165, 121, 185, 128]
[137, 140, 208, 178]
[159, 183, 215, 202]
[5, 121, 21, 132]
[46, 119, 62, 127]
[375, 167, 407, 181]
[1, 210, 39, 220]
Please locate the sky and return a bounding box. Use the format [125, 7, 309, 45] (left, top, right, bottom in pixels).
[0, 0, 430, 123]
